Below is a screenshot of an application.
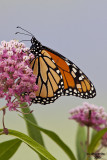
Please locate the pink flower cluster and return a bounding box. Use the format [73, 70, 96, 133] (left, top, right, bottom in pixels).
[0, 40, 38, 111]
[69, 102, 107, 131]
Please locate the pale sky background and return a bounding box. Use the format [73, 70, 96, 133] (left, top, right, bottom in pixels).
[0, 0, 107, 160]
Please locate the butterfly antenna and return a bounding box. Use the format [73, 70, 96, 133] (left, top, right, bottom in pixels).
[17, 26, 34, 37]
[15, 32, 32, 37]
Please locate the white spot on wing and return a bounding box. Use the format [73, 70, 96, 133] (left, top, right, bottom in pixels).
[72, 68, 77, 73]
[79, 77, 82, 80]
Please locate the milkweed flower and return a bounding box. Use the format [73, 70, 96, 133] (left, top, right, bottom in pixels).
[0, 40, 38, 111]
[69, 102, 107, 131]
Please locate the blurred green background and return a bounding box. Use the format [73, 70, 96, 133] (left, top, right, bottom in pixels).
[0, 0, 107, 159]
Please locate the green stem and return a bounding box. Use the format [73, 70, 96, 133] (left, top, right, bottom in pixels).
[87, 126, 90, 160]
[0, 106, 7, 111]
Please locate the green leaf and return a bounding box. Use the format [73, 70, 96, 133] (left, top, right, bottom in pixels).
[20, 103, 46, 160]
[90, 129, 98, 152]
[0, 138, 21, 160]
[91, 129, 97, 141]
[20, 115, 76, 160]
[0, 129, 56, 160]
[76, 125, 86, 160]
[88, 128, 107, 153]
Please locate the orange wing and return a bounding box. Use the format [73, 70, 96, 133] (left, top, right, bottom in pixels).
[29, 35, 96, 104]
[30, 47, 96, 104]
[30, 50, 64, 104]
[42, 46, 96, 99]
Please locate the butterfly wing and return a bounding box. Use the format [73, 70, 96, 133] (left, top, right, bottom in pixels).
[30, 44, 96, 105]
[30, 50, 64, 104]
[42, 46, 96, 99]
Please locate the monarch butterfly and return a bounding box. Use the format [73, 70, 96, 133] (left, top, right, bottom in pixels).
[17, 27, 96, 105]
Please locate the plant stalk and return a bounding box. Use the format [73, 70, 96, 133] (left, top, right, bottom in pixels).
[86, 126, 90, 160]
[0, 106, 7, 111]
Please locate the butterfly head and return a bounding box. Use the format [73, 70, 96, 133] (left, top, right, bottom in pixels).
[30, 36, 42, 57]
